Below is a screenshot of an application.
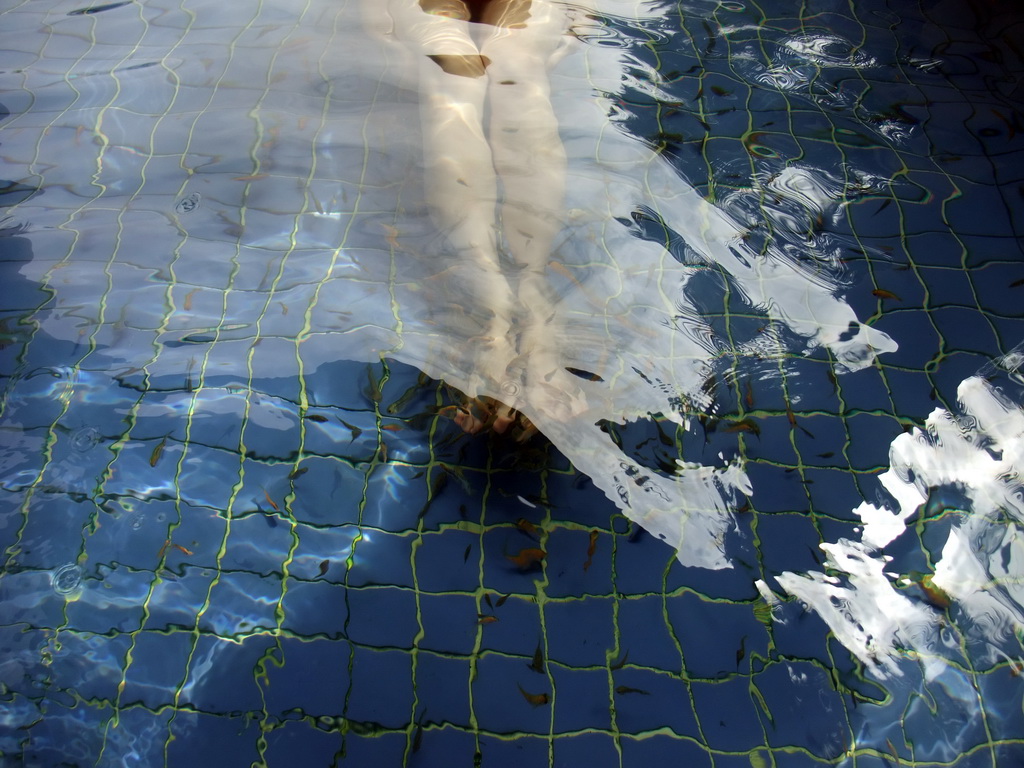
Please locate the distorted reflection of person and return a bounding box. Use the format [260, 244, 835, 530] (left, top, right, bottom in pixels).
[378, 0, 586, 437]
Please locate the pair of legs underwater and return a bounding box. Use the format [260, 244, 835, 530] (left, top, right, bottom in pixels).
[386, 0, 579, 435]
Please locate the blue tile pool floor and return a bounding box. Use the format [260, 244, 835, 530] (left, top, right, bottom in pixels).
[1, 0, 1023, 765]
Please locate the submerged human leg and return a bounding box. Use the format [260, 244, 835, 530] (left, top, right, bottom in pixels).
[391, 0, 518, 392]
[480, 6, 585, 420]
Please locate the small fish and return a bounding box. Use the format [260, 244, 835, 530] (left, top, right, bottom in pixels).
[744, 379, 754, 409]
[583, 530, 599, 572]
[387, 376, 428, 415]
[173, 543, 194, 556]
[183, 287, 198, 311]
[700, 373, 719, 401]
[317, 560, 329, 578]
[288, 466, 308, 480]
[412, 712, 426, 753]
[416, 472, 448, 523]
[565, 367, 604, 382]
[157, 539, 170, 558]
[68, 1, 132, 16]
[233, 173, 269, 181]
[817, 451, 835, 459]
[1010, 277, 1024, 288]
[262, 126, 282, 148]
[806, 544, 823, 565]
[736, 636, 746, 667]
[484, 593, 493, 610]
[340, 419, 363, 440]
[263, 490, 280, 511]
[785, 407, 814, 438]
[477, 615, 499, 625]
[495, 593, 509, 608]
[991, 107, 1017, 139]
[366, 367, 383, 403]
[615, 686, 650, 695]
[786, 406, 798, 430]
[528, 643, 545, 674]
[463, 544, 472, 563]
[701, 19, 717, 54]
[506, 547, 546, 571]
[308, 188, 325, 214]
[610, 650, 629, 671]
[515, 518, 540, 539]
[886, 738, 901, 766]
[383, 222, 402, 248]
[656, 422, 674, 447]
[918, 573, 951, 609]
[872, 288, 901, 301]
[724, 418, 760, 437]
[150, 437, 167, 468]
[548, 260, 604, 308]
[381, 424, 403, 432]
[517, 684, 549, 707]
[305, 414, 328, 423]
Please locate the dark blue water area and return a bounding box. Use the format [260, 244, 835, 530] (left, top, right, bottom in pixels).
[2, 0, 1024, 765]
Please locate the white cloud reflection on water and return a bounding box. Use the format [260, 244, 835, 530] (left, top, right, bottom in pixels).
[778, 360, 1024, 682]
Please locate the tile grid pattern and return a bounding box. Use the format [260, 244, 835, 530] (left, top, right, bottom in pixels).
[0, 0, 1022, 766]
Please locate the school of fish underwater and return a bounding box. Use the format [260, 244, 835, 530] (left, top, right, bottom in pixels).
[1, 0, 1023, 765]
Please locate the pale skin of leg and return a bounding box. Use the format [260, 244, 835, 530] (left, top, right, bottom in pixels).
[388, 4, 511, 321]
[387, 0, 515, 399]
[385, 0, 583, 426]
[478, 3, 577, 418]
[479, 0, 567, 282]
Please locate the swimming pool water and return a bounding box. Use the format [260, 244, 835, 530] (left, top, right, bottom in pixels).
[1, 0, 1023, 766]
